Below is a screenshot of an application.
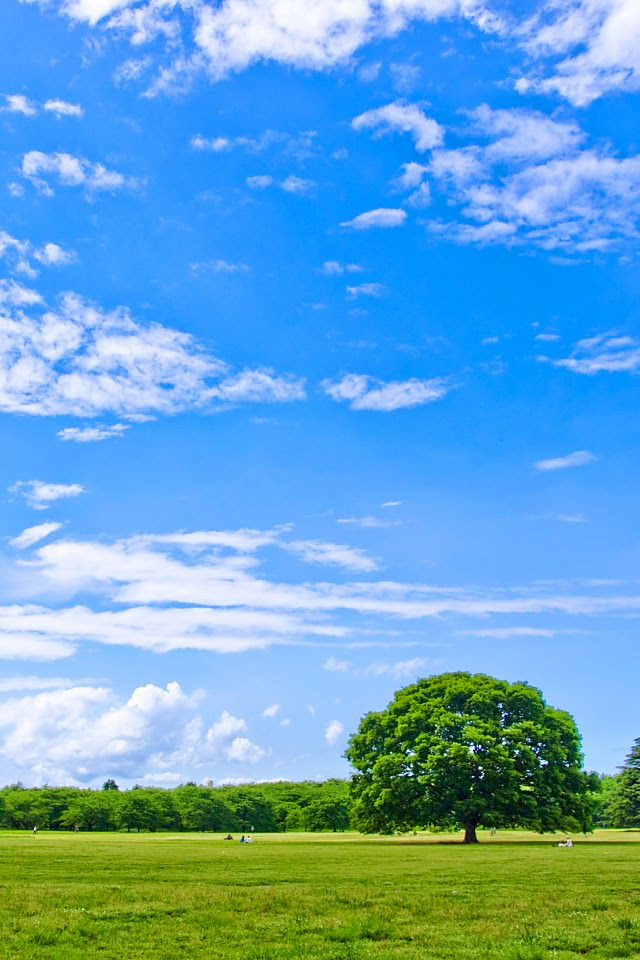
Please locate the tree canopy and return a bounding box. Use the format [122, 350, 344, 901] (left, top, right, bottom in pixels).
[345, 671, 591, 842]
[607, 737, 640, 828]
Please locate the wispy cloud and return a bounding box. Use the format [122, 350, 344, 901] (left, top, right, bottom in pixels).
[285, 539, 378, 573]
[534, 450, 597, 472]
[2, 93, 37, 115]
[247, 174, 315, 193]
[550, 334, 640, 374]
[322, 374, 451, 411]
[340, 208, 407, 230]
[323, 656, 351, 672]
[10, 521, 63, 549]
[191, 259, 250, 273]
[346, 282, 387, 299]
[262, 703, 280, 718]
[57, 424, 130, 443]
[320, 261, 362, 275]
[10, 481, 84, 510]
[365, 656, 433, 679]
[337, 515, 399, 528]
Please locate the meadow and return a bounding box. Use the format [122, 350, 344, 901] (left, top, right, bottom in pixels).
[1, 830, 639, 960]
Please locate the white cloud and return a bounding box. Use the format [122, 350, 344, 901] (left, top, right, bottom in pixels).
[2, 94, 36, 116]
[467, 626, 559, 639]
[6, 527, 640, 664]
[340, 208, 407, 230]
[57, 423, 130, 442]
[281, 175, 315, 193]
[43, 99, 84, 118]
[247, 174, 315, 193]
[0, 230, 75, 276]
[285, 539, 378, 573]
[226, 737, 265, 763]
[381, 500, 402, 508]
[365, 656, 432, 679]
[0, 289, 304, 417]
[337, 515, 399, 528]
[352, 99, 443, 151]
[0, 680, 222, 784]
[324, 720, 344, 746]
[262, 703, 280, 717]
[426, 107, 640, 254]
[534, 450, 598, 472]
[346, 282, 387, 298]
[191, 259, 250, 273]
[518, 0, 640, 105]
[247, 175, 274, 189]
[10, 522, 63, 549]
[21, 151, 140, 196]
[320, 261, 363, 275]
[550, 334, 640, 374]
[322, 373, 451, 411]
[10, 481, 84, 510]
[33, 242, 76, 266]
[323, 656, 351, 672]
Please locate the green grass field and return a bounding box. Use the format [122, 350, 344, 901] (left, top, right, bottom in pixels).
[1, 830, 639, 960]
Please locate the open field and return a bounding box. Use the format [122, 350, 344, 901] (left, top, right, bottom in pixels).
[1, 830, 639, 960]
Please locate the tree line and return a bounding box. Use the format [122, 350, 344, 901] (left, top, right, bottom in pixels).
[0, 779, 351, 833]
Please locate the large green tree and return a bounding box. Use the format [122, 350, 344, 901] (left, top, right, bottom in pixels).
[346, 672, 591, 842]
[608, 738, 640, 828]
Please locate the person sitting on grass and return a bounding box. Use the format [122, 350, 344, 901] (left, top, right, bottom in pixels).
[558, 837, 573, 848]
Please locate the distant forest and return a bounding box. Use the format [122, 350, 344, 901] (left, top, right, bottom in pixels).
[0, 769, 636, 833]
[0, 779, 351, 833]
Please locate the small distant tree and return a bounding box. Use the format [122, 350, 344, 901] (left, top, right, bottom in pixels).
[608, 738, 640, 828]
[102, 779, 120, 791]
[346, 672, 591, 842]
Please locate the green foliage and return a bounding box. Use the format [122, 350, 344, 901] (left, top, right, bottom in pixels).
[0, 779, 352, 833]
[346, 671, 591, 840]
[607, 738, 640, 828]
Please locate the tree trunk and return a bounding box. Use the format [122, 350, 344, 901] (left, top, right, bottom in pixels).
[463, 821, 479, 843]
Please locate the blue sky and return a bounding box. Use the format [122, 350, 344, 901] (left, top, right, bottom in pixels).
[1, 0, 639, 788]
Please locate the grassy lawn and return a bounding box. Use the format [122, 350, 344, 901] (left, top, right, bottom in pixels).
[1, 830, 639, 960]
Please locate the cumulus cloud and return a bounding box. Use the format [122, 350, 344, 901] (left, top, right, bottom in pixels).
[518, 0, 640, 105]
[322, 373, 451, 411]
[21, 151, 141, 196]
[324, 720, 344, 746]
[43, 99, 84, 118]
[0, 230, 75, 276]
[533, 450, 598, 471]
[425, 107, 640, 254]
[10, 480, 84, 510]
[0, 680, 265, 784]
[352, 100, 443, 151]
[2, 94, 36, 115]
[0, 288, 305, 417]
[340, 208, 407, 229]
[10, 521, 63, 549]
[262, 703, 280, 718]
